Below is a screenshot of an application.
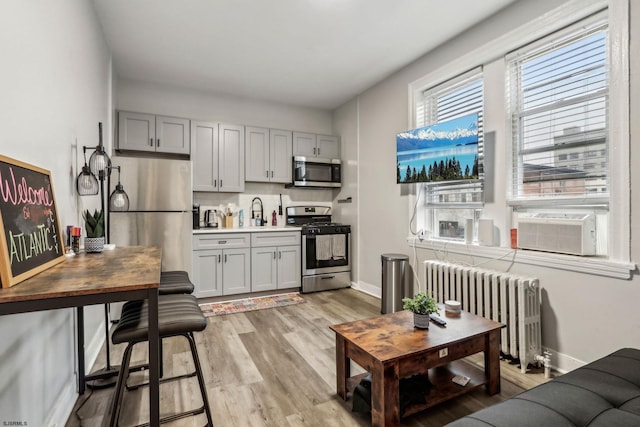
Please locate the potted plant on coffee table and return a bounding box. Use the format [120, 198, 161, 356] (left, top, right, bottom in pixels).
[83, 209, 105, 253]
[402, 292, 440, 329]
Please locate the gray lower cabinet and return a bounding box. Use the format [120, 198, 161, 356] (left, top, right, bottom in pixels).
[192, 233, 251, 297]
[250, 232, 301, 292]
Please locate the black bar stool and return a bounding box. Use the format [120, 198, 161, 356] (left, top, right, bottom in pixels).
[109, 294, 213, 426]
[159, 270, 195, 295]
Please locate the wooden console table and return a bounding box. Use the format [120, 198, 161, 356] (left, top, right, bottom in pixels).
[330, 310, 503, 427]
[0, 246, 162, 427]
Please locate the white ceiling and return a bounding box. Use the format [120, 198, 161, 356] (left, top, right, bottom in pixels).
[93, 0, 518, 110]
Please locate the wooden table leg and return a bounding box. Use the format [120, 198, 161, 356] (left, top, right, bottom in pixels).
[371, 360, 400, 427]
[335, 335, 349, 399]
[485, 329, 501, 395]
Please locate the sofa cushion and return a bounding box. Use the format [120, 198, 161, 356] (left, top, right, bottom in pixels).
[449, 398, 576, 426]
[589, 408, 640, 426]
[445, 348, 640, 427]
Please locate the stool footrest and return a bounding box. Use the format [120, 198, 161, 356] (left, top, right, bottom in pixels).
[126, 370, 196, 391]
[131, 404, 206, 427]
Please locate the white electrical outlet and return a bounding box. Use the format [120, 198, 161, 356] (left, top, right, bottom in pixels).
[439, 347, 448, 358]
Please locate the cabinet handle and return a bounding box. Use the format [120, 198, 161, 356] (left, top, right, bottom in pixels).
[273, 251, 276, 259]
[217, 254, 221, 263]
[317, 147, 320, 156]
[271, 170, 274, 178]
[218, 240, 227, 244]
[157, 138, 160, 147]
[278, 251, 281, 259]
[224, 254, 227, 263]
[150, 138, 153, 146]
[313, 147, 316, 155]
[214, 179, 217, 188]
[266, 171, 269, 178]
[220, 179, 222, 188]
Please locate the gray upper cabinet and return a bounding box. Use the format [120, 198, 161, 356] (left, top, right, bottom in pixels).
[292, 132, 316, 157]
[316, 134, 340, 159]
[293, 132, 340, 159]
[270, 129, 293, 183]
[245, 127, 292, 183]
[118, 111, 190, 155]
[192, 121, 245, 192]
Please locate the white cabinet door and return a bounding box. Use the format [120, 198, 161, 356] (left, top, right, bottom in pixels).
[316, 135, 340, 159]
[222, 247, 251, 295]
[277, 245, 301, 289]
[251, 247, 277, 292]
[245, 126, 270, 182]
[156, 116, 190, 155]
[270, 129, 292, 183]
[192, 249, 223, 298]
[292, 132, 317, 157]
[191, 121, 219, 191]
[118, 112, 156, 152]
[219, 124, 245, 192]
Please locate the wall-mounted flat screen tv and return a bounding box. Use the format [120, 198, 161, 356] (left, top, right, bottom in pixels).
[397, 113, 479, 184]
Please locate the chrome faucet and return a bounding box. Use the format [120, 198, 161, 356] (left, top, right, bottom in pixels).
[251, 197, 264, 226]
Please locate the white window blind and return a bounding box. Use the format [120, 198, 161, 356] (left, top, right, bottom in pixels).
[508, 18, 608, 205]
[417, 69, 484, 207]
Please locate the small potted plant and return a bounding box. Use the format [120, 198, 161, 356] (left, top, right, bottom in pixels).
[402, 292, 440, 329]
[83, 209, 105, 253]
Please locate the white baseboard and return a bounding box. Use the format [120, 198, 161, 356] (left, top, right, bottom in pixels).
[350, 280, 381, 299]
[45, 381, 78, 427]
[545, 347, 586, 374]
[85, 318, 108, 375]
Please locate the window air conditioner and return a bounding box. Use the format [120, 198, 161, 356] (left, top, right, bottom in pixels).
[517, 213, 596, 256]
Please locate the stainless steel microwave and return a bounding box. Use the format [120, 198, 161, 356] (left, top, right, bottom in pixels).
[290, 156, 341, 188]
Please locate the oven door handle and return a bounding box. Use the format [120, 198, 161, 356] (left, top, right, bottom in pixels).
[320, 275, 336, 280]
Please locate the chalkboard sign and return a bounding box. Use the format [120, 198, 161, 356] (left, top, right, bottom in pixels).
[0, 155, 65, 287]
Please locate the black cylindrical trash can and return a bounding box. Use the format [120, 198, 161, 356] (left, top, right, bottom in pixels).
[381, 253, 413, 314]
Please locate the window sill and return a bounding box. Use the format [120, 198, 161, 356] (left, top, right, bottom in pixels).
[407, 237, 635, 280]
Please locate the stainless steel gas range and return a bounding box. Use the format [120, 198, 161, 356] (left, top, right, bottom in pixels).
[286, 206, 351, 293]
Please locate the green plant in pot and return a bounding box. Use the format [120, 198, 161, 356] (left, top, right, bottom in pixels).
[402, 292, 439, 329]
[83, 209, 105, 253]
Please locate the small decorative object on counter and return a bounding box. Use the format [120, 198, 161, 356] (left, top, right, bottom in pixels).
[239, 209, 244, 227]
[83, 209, 105, 253]
[402, 292, 439, 329]
[272, 210, 277, 226]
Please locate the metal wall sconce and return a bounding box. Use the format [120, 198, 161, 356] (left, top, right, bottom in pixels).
[108, 166, 129, 212]
[73, 122, 130, 389]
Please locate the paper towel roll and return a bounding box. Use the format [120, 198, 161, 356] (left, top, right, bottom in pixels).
[464, 219, 474, 244]
[478, 219, 494, 246]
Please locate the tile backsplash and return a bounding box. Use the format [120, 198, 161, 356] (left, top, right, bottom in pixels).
[194, 182, 335, 227]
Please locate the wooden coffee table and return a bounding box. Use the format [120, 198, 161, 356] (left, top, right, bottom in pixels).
[330, 309, 503, 427]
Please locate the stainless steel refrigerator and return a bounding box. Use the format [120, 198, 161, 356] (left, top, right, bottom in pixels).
[109, 156, 192, 320]
[109, 156, 192, 274]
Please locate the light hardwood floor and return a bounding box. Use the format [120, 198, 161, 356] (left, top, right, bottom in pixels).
[66, 288, 548, 426]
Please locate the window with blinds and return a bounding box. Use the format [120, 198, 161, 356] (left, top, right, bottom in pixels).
[417, 69, 484, 207]
[508, 18, 608, 205]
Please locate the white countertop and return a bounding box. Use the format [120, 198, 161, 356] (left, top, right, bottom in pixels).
[193, 225, 301, 234]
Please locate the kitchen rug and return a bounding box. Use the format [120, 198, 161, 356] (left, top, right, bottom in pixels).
[199, 293, 306, 317]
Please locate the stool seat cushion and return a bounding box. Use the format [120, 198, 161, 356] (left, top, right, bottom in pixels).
[159, 270, 195, 295]
[113, 294, 206, 345]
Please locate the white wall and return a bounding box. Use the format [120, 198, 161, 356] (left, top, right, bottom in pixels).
[116, 78, 333, 134]
[0, 1, 112, 425]
[332, 98, 359, 282]
[335, 0, 640, 369]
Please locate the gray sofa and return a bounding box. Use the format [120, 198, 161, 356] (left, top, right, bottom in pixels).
[446, 348, 640, 426]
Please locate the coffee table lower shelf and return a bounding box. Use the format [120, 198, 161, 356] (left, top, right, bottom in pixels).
[346, 360, 486, 418]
